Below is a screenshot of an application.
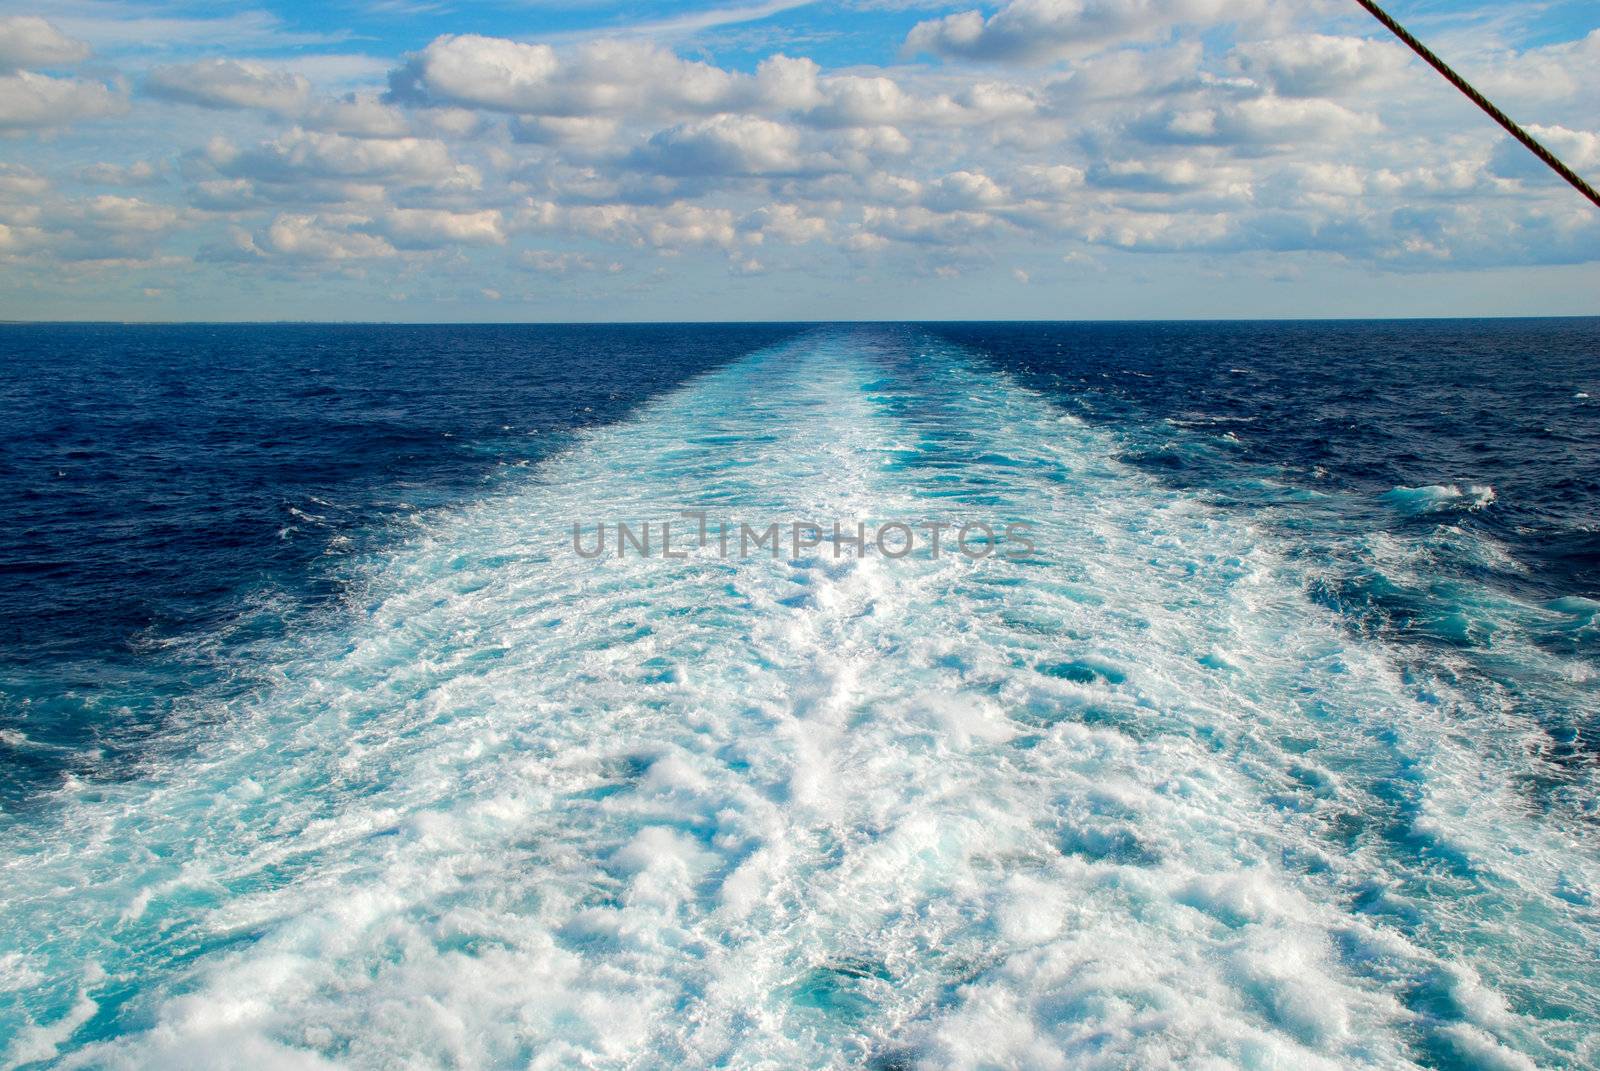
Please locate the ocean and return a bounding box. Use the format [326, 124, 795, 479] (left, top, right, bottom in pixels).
[0, 320, 1596, 1069]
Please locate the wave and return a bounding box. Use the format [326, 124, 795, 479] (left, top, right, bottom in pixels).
[1381, 483, 1497, 516]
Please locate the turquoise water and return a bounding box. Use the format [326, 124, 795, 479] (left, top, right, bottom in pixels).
[1, 325, 1597, 1068]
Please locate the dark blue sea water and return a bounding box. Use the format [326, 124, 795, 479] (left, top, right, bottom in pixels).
[0, 320, 1596, 1069]
[936, 319, 1600, 601]
[0, 323, 806, 801]
[933, 319, 1600, 776]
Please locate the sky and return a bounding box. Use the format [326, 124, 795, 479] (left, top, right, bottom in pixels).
[0, 0, 1595, 321]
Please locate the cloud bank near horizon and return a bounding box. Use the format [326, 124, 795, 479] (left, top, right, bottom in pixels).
[0, 1, 1596, 319]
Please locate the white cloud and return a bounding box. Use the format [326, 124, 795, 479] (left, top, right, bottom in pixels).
[630, 115, 810, 177]
[188, 177, 260, 211]
[0, 71, 124, 131]
[1489, 124, 1600, 185]
[525, 200, 744, 252]
[521, 249, 624, 274]
[80, 160, 163, 186]
[835, 125, 911, 159]
[857, 203, 1004, 246]
[1230, 34, 1407, 98]
[805, 75, 911, 127]
[904, 0, 1259, 64]
[140, 62, 420, 140]
[1013, 163, 1086, 196]
[262, 213, 396, 260]
[0, 192, 185, 263]
[513, 115, 620, 150]
[1472, 29, 1600, 110]
[1088, 156, 1204, 191]
[863, 173, 924, 204]
[1044, 42, 1201, 105]
[214, 128, 478, 191]
[954, 81, 1039, 119]
[740, 203, 830, 243]
[0, 163, 49, 198]
[0, 16, 90, 73]
[0, 0, 1595, 307]
[146, 59, 311, 115]
[754, 55, 822, 111]
[72, 194, 179, 234]
[1100, 208, 1233, 249]
[377, 207, 505, 247]
[1135, 93, 1379, 148]
[925, 169, 1007, 211]
[302, 94, 413, 138]
[391, 35, 740, 119]
[390, 34, 558, 112]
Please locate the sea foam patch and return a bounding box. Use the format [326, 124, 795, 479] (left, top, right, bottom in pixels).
[0, 328, 1595, 1070]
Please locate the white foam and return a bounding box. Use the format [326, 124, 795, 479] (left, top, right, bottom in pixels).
[1, 331, 1593, 1070]
[1381, 483, 1496, 515]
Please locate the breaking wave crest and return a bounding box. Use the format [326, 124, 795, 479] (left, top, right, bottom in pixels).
[1382, 483, 1497, 516]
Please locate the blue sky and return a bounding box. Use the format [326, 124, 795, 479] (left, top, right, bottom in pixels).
[0, 0, 1595, 320]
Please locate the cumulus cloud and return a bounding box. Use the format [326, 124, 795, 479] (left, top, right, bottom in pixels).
[146, 59, 311, 115]
[1012, 163, 1086, 196]
[1074, 204, 1234, 250]
[1087, 156, 1216, 192]
[1489, 125, 1600, 185]
[0, 193, 185, 263]
[1043, 42, 1201, 106]
[0, 21, 122, 140]
[0, 163, 49, 198]
[924, 170, 1007, 211]
[140, 62, 426, 142]
[512, 115, 619, 150]
[740, 203, 830, 243]
[1473, 29, 1600, 110]
[805, 75, 912, 128]
[1134, 93, 1379, 149]
[904, 0, 1258, 64]
[629, 115, 812, 178]
[387, 33, 1018, 137]
[834, 124, 912, 162]
[262, 213, 396, 260]
[1230, 34, 1407, 98]
[302, 94, 414, 138]
[187, 177, 262, 211]
[0, 16, 89, 73]
[69, 195, 180, 235]
[754, 55, 823, 111]
[0, 0, 1594, 303]
[389, 35, 740, 118]
[0, 71, 125, 131]
[212, 128, 478, 191]
[524, 200, 744, 251]
[376, 207, 505, 248]
[856, 203, 1005, 246]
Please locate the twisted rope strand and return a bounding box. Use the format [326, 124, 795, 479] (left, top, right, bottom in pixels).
[1351, 0, 1600, 209]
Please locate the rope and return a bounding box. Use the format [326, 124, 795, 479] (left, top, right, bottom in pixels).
[1351, 0, 1600, 209]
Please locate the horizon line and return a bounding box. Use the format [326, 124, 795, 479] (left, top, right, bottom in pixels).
[4, 314, 1599, 327]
